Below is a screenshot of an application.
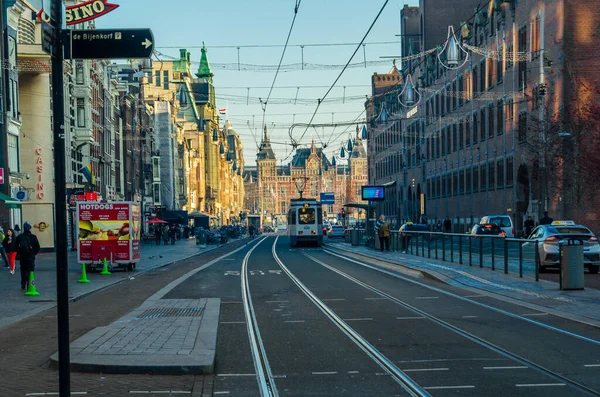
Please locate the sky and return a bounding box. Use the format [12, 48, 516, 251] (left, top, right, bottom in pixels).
[96, 0, 419, 165]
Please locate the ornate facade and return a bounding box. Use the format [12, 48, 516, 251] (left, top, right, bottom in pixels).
[244, 126, 367, 223]
[144, 45, 244, 224]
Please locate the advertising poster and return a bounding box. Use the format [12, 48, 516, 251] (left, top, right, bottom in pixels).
[131, 204, 141, 260]
[77, 202, 133, 262]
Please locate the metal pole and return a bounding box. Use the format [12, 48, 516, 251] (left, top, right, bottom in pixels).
[51, 1, 71, 394]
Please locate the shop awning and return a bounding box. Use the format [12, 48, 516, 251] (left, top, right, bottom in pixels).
[0, 192, 21, 209]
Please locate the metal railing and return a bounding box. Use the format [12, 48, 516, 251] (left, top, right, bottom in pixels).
[343, 229, 541, 281]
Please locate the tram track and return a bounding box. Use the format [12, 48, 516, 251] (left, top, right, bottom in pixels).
[300, 248, 600, 396]
[241, 236, 279, 397]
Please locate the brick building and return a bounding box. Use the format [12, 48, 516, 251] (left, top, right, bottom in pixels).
[244, 126, 368, 224]
[367, 0, 600, 234]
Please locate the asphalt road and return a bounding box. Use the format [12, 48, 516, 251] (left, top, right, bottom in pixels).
[169, 235, 600, 396]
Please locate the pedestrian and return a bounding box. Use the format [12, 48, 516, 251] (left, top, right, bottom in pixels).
[443, 216, 452, 233]
[162, 225, 169, 245]
[524, 216, 535, 237]
[154, 225, 162, 246]
[15, 222, 40, 290]
[539, 211, 553, 225]
[376, 215, 390, 252]
[169, 225, 176, 245]
[14, 224, 21, 236]
[0, 227, 8, 268]
[3, 228, 17, 274]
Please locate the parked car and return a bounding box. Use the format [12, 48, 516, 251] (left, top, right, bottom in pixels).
[327, 225, 346, 238]
[524, 220, 600, 273]
[470, 223, 506, 237]
[480, 215, 515, 238]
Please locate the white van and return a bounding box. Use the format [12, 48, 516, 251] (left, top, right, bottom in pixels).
[480, 215, 515, 238]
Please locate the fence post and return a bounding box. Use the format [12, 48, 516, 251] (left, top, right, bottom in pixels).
[435, 234, 439, 260]
[519, 241, 523, 278]
[469, 235, 472, 266]
[534, 240, 540, 281]
[504, 238, 509, 274]
[459, 235, 463, 264]
[442, 234, 446, 262]
[428, 234, 431, 258]
[450, 235, 454, 263]
[491, 238, 496, 271]
[479, 237, 483, 268]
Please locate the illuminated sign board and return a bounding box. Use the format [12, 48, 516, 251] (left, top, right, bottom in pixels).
[361, 186, 385, 201]
[37, 0, 119, 26]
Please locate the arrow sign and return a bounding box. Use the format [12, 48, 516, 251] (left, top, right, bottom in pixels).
[65, 28, 154, 60]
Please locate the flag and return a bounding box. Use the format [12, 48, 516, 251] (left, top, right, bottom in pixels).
[219, 108, 227, 115]
[80, 163, 95, 185]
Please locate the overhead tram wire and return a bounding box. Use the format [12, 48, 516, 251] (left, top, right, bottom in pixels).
[156, 40, 401, 50]
[261, 0, 302, 132]
[293, 0, 390, 152]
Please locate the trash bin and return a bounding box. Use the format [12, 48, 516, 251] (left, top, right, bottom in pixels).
[351, 229, 359, 246]
[560, 239, 584, 290]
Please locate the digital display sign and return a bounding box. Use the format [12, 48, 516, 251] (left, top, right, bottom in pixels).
[361, 186, 385, 201]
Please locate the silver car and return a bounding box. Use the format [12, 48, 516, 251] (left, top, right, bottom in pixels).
[327, 225, 346, 239]
[525, 221, 600, 273]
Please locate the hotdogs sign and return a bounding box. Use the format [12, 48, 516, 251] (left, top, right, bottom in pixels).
[37, 0, 119, 26]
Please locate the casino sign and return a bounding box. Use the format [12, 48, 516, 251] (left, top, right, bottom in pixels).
[37, 0, 119, 26]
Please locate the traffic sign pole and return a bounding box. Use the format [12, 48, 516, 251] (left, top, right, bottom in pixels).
[50, 0, 71, 395]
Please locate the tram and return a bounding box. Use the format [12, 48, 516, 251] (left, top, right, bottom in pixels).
[287, 198, 323, 247]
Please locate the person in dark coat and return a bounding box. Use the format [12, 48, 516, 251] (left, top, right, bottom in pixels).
[524, 216, 535, 237]
[15, 222, 40, 290]
[3, 228, 17, 274]
[539, 211, 553, 225]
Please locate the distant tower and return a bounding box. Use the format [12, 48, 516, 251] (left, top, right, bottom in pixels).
[257, 125, 277, 177]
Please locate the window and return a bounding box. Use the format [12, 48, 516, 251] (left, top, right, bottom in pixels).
[497, 46, 504, 83]
[518, 25, 528, 90]
[465, 117, 471, 147]
[155, 70, 161, 87]
[480, 108, 486, 141]
[473, 113, 478, 143]
[480, 164, 487, 191]
[488, 161, 495, 189]
[497, 159, 504, 188]
[480, 59, 486, 91]
[488, 105, 494, 138]
[466, 168, 472, 193]
[459, 120, 464, 149]
[7, 134, 18, 172]
[146, 71, 153, 84]
[506, 157, 514, 186]
[153, 183, 161, 204]
[472, 66, 478, 95]
[152, 157, 160, 180]
[532, 16, 541, 56]
[163, 70, 169, 90]
[453, 171, 458, 195]
[473, 166, 479, 193]
[518, 112, 527, 143]
[298, 207, 316, 224]
[459, 169, 465, 194]
[497, 100, 504, 135]
[77, 98, 85, 127]
[75, 61, 84, 84]
[452, 123, 457, 152]
[458, 75, 464, 106]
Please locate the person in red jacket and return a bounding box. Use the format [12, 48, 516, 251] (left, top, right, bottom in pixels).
[2, 228, 17, 274]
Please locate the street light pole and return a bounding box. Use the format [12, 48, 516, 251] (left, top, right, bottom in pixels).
[50, 0, 71, 395]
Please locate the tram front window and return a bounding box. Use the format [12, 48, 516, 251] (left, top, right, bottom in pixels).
[299, 208, 316, 224]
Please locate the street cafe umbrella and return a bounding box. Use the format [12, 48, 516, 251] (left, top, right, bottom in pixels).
[145, 218, 168, 224]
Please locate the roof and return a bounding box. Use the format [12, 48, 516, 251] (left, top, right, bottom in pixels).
[257, 126, 276, 161]
[196, 42, 213, 80]
[290, 147, 331, 169]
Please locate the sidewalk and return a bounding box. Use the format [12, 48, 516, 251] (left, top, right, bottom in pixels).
[327, 241, 600, 328]
[0, 238, 221, 329]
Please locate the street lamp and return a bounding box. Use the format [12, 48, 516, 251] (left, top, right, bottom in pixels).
[438, 25, 469, 70]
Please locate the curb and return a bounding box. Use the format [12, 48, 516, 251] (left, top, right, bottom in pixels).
[325, 243, 449, 284]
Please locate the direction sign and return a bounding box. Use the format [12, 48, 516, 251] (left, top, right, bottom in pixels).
[320, 192, 335, 205]
[65, 29, 154, 60]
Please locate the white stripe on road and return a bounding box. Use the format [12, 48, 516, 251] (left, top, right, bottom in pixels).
[266, 300, 289, 303]
[347, 371, 360, 374]
[364, 297, 387, 300]
[321, 298, 345, 301]
[423, 385, 475, 390]
[415, 296, 439, 300]
[396, 316, 426, 320]
[520, 313, 549, 317]
[216, 374, 256, 377]
[584, 364, 600, 367]
[403, 368, 449, 372]
[213, 393, 230, 395]
[220, 321, 246, 324]
[516, 383, 565, 387]
[312, 371, 338, 375]
[221, 301, 243, 304]
[462, 316, 478, 319]
[284, 320, 305, 323]
[464, 295, 485, 298]
[342, 318, 373, 321]
[484, 366, 528, 370]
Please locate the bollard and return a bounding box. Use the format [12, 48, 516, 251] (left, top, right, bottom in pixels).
[78, 263, 90, 284]
[100, 258, 111, 275]
[504, 238, 509, 274]
[24, 271, 40, 296]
